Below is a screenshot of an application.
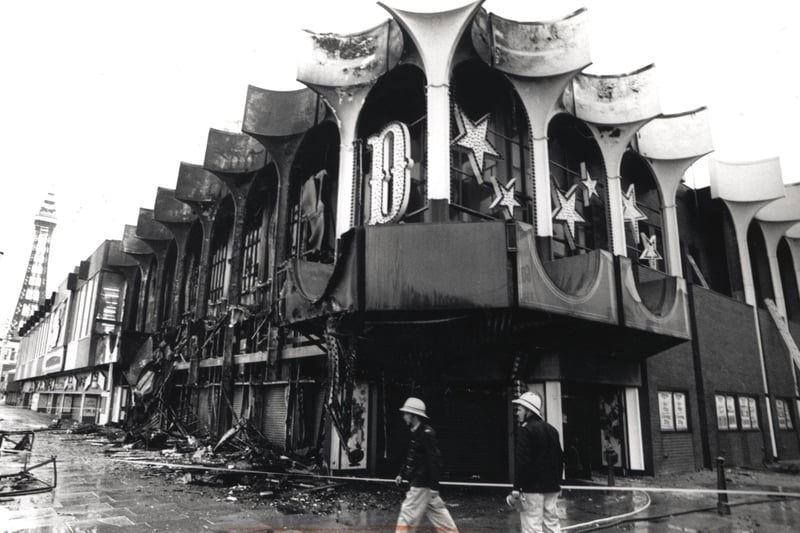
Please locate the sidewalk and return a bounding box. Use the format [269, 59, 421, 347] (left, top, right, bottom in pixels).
[2, 404, 800, 531]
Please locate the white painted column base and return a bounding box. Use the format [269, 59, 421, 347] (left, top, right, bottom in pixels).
[624, 387, 645, 471]
[545, 381, 564, 449]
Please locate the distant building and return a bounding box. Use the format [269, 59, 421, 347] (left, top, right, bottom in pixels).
[13, 4, 800, 477]
[1, 193, 56, 404]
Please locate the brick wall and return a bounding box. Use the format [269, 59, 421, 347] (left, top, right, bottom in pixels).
[645, 341, 703, 474]
[761, 314, 800, 459]
[693, 288, 769, 467]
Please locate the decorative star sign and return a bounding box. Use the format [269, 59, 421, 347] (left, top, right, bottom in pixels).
[621, 184, 648, 244]
[579, 163, 599, 202]
[490, 178, 520, 218]
[552, 185, 586, 240]
[452, 105, 500, 183]
[639, 232, 663, 269]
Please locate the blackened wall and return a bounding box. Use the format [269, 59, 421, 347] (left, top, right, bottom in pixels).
[676, 187, 734, 297]
[759, 310, 800, 459]
[693, 288, 767, 466]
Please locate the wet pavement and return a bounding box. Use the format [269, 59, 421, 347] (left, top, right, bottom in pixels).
[2, 405, 800, 532]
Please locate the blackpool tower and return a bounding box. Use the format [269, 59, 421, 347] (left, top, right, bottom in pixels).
[0, 193, 57, 401]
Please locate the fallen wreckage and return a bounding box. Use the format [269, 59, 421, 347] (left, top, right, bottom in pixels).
[0, 430, 58, 497]
[120, 310, 364, 471]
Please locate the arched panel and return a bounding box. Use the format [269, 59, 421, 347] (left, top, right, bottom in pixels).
[358, 64, 427, 225]
[449, 60, 529, 222]
[159, 241, 177, 326]
[546, 113, 607, 260]
[208, 196, 235, 310]
[182, 221, 203, 316]
[240, 167, 278, 305]
[778, 239, 800, 321]
[287, 122, 340, 263]
[621, 152, 664, 272]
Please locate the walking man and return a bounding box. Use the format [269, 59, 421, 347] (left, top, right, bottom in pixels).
[509, 391, 564, 533]
[394, 397, 458, 532]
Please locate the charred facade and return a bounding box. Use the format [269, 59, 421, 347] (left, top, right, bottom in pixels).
[11, 2, 800, 479]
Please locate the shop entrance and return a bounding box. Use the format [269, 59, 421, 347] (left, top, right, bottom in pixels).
[562, 383, 625, 480]
[381, 383, 509, 482]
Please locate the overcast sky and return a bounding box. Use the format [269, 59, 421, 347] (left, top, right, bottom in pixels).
[1, 0, 798, 329]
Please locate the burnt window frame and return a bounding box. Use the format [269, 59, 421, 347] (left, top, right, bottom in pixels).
[621, 151, 666, 273]
[448, 60, 531, 223]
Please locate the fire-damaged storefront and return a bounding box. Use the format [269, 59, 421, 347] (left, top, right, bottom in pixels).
[14, 1, 800, 480]
[256, 3, 696, 481]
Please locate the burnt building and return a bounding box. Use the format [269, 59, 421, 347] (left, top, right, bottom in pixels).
[13, 2, 800, 479]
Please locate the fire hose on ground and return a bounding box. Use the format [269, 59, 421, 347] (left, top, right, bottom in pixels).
[110, 457, 800, 531]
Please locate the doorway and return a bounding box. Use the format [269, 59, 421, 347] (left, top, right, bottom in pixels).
[562, 383, 625, 480]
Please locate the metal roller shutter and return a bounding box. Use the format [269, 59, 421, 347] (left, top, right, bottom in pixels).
[197, 389, 210, 427]
[262, 385, 288, 448]
[232, 386, 245, 421]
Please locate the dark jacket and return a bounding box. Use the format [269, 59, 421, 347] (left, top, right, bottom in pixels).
[514, 414, 564, 493]
[398, 422, 442, 489]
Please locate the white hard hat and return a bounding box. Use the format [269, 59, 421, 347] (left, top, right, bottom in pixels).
[512, 391, 543, 418]
[399, 397, 428, 418]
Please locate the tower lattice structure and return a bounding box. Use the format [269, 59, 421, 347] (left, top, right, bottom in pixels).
[5, 193, 57, 342]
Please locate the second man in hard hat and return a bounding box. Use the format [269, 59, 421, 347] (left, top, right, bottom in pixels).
[509, 391, 564, 533]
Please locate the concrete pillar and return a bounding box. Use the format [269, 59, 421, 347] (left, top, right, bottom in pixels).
[297, 18, 404, 236]
[468, 7, 591, 236]
[710, 157, 786, 459]
[379, 1, 484, 221]
[755, 184, 800, 318]
[568, 67, 661, 256]
[635, 108, 713, 276]
[544, 381, 563, 448]
[624, 387, 645, 471]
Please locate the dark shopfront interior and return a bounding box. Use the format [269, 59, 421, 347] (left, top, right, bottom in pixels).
[562, 382, 626, 480]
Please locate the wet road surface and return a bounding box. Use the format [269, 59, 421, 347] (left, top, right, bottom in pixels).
[2, 405, 800, 532]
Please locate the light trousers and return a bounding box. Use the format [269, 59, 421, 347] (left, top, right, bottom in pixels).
[395, 486, 459, 532]
[519, 492, 560, 533]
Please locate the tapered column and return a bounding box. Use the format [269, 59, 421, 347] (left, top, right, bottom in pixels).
[203, 129, 266, 434]
[379, 1, 484, 220]
[567, 66, 661, 256]
[175, 163, 226, 320]
[471, 7, 591, 237]
[204, 130, 265, 310]
[755, 184, 800, 318]
[710, 158, 785, 306]
[242, 86, 327, 294]
[710, 157, 785, 459]
[297, 19, 403, 236]
[635, 108, 714, 276]
[153, 187, 197, 326]
[121, 224, 155, 332]
[135, 208, 173, 332]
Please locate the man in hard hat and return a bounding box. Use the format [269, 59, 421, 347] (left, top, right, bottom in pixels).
[394, 397, 458, 532]
[508, 391, 563, 533]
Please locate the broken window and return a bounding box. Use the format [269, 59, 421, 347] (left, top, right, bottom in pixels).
[208, 199, 233, 305]
[182, 222, 202, 315]
[289, 122, 338, 262]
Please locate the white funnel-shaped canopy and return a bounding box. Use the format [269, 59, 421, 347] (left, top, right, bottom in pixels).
[470, 7, 590, 77]
[710, 157, 785, 306]
[634, 108, 713, 276]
